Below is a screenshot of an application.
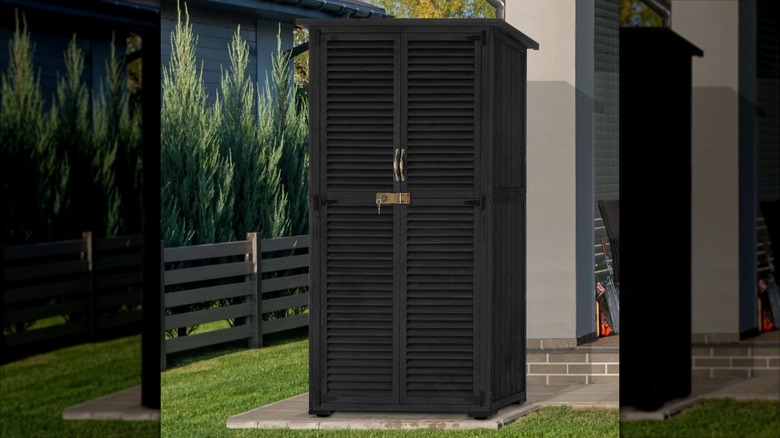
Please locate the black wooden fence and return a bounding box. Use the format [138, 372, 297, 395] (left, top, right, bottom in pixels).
[161, 234, 309, 369]
[1, 233, 143, 362]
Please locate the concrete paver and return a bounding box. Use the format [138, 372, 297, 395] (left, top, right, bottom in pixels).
[227, 371, 779, 429]
[226, 384, 616, 430]
[62, 385, 160, 421]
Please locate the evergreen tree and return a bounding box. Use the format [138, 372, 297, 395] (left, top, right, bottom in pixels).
[0, 11, 67, 244]
[218, 27, 289, 239]
[161, 2, 234, 247]
[94, 34, 143, 236]
[261, 35, 309, 237]
[51, 35, 96, 238]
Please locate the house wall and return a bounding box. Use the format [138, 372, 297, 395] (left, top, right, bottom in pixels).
[160, 2, 293, 105]
[673, 1, 743, 340]
[507, 1, 590, 345]
[0, 11, 125, 110]
[594, 0, 619, 204]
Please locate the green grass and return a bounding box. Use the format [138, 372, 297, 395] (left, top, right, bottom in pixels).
[621, 398, 780, 438]
[0, 335, 159, 438]
[161, 332, 619, 438]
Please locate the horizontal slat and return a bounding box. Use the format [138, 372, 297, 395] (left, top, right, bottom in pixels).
[165, 324, 253, 354]
[95, 235, 142, 251]
[2, 240, 83, 261]
[3, 321, 86, 347]
[263, 313, 308, 335]
[165, 302, 253, 330]
[3, 279, 85, 303]
[96, 290, 142, 308]
[164, 240, 252, 263]
[165, 261, 253, 286]
[165, 282, 253, 307]
[96, 310, 142, 329]
[4, 260, 86, 282]
[94, 253, 142, 271]
[261, 274, 309, 294]
[263, 293, 309, 313]
[94, 271, 142, 289]
[261, 235, 310, 253]
[4, 299, 86, 324]
[261, 255, 308, 273]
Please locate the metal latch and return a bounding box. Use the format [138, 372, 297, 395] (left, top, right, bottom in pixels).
[376, 192, 410, 205]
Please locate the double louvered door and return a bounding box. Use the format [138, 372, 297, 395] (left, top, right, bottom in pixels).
[312, 31, 484, 411]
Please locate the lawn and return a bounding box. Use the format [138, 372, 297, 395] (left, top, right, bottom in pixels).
[621, 398, 780, 438]
[161, 331, 620, 438]
[0, 334, 159, 438]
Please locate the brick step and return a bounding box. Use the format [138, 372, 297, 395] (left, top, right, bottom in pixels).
[692, 342, 780, 379]
[527, 348, 619, 385]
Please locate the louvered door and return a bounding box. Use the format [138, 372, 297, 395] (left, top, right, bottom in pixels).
[314, 30, 482, 411]
[400, 34, 482, 408]
[314, 33, 400, 406]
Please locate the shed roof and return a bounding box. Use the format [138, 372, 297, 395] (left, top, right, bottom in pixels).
[179, 0, 389, 22]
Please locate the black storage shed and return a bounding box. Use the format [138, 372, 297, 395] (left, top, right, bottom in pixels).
[301, 19, 538, 419]
[619, 27, 703, 411]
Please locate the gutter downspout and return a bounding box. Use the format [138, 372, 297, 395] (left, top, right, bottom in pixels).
[486, 0, 504, 20]
[641, 0, 672, 28]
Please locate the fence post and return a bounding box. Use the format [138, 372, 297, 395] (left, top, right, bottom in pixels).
[248, 233, 262, 348]
[160, 240, 167, 371]
[1, 244, 5, 353]
[83, 232, 95, 341]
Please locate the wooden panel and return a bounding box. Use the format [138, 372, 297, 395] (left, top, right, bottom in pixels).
[165, 324, 253, 354]
[405, 35, 478, 199]
[3, 260, 87, 283]
[93, 253, 142, 271]
[95, 234, 142, 251]
[4, 299, 86, 324]
[3, 321, 86, 347]
[164, 240, 251, 263]
[322, 35, 397, 198]
[94, 271, 142, 289]
[323, 204, 396, 402]
[261, 255, 309, 273]
[2, 239, 83, 261]
[261, 274, 309, 294]
[3, 279, 85, 304]
[263, 313, 309, 334]
[261, 235, 310, 253]
[491, 199, 525, 402]
[165, 261, 253, 285]
[96, 290, 142, 308]
[97, 310, 142, 329]
[402, 203, 477, 404]
[263, 293, 309, 313]
[492, 35, 525, 190]
[165, 282, 253, 307]
[165, 302, 253, 330]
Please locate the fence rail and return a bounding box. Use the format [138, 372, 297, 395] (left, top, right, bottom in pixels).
[161, 234, 309, 369]
[1, 233, 143, 362]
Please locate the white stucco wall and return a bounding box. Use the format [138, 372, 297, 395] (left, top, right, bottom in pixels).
[506, 1, 579, 341]
[673, 1, 741, 338]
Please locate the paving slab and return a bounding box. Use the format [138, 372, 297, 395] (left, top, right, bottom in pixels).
[227, 393, 544, 430]
[227, 384, 618, 430]
[62, 385, 160, 421]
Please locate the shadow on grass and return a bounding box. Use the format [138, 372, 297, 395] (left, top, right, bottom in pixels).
[165, 326, 308, 369]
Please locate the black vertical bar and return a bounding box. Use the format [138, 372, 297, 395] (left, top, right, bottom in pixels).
[141, 18, 161, 409]
[395, 32, 404, 408]
[160, 240, 166, 371]
[250, 232, 262, 348]
[308, 26, 322, 414]
[84, 231, 95, 340]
